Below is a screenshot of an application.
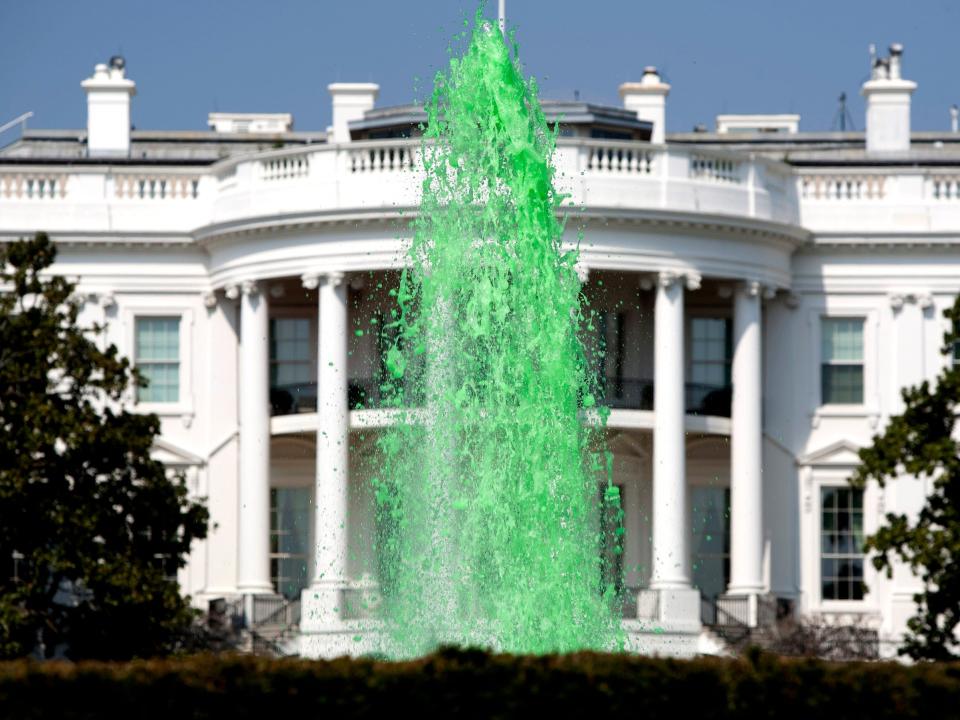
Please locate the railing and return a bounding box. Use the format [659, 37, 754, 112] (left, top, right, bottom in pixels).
[270, 378, 424, 416]
[929, 175, 960, 200]
[584, 142, 654, 174]
[251, 594, 301, 627]
[349, 144, 418, 173]
[270, 376, 733, 417]
[690, 154, 742, 183]
[261, 154, 310, 181]
[0, 139, 802, 231]
[114, 174, 200, 199]
[799, 174, 886, 200]
[597, 377, 732, 417]
[0, 172, 67, 199]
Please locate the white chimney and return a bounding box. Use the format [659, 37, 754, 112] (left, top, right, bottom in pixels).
[327, 83, 379, 143]
[81, 56, 136, 158]
[861, 44, 916, 153]
[619, 67, 671, 144]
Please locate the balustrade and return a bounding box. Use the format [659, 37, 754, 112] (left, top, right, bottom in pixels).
[800, 174, 885, 200]
[114, 174, 199, 199]
[0, 172, 67, 199]
[584, 142, 654, 174]
[690, 154, 742, 183]
[929, 175, 960, 200]
[261, 154, 310, 181]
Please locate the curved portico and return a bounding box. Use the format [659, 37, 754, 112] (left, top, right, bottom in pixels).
[193, 139, 806, 646]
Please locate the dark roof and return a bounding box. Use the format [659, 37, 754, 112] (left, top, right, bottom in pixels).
[351, 101, 653, 136]
[0, 128, 328, 165]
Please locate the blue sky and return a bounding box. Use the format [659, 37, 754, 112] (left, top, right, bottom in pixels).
[0, 0, 955, 137]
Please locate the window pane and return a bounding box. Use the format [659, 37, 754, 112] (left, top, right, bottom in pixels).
[135, 317, 180, 403]
[820, 487, 866, 601]
[822, 318, 864, 362]
[822, 364, 864, 404]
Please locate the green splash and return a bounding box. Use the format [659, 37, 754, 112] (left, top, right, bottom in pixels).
[371, 10, 624, 657]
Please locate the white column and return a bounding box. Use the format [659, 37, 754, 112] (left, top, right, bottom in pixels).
[728, 281, 765, 603]
[301, 271, 349, 625]
[650, 271, 689, 590]
[236, 280, 273, 595]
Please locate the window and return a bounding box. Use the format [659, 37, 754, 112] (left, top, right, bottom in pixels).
[270, 487, 310, 600]
[820, 487, 865, 601]
[690, 318, 731, 388]
[598, 483, 625, 600]
[597, 311, 625, 397]
[821, 318, 864, 404]
[689, 317, 731, 415]
[135, 317, 180, 403]
[691, 486, 730, 601]
[270, 318, 313, 414]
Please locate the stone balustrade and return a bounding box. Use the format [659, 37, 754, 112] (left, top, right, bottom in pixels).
[25, 138, 960, 238]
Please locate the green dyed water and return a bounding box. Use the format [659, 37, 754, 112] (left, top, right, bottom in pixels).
[370, 10, 624, 657]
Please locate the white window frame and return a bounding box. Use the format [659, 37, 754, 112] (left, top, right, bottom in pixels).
[123, 304, 195, 422]
[800, 465, 880, 615]
[807, 307, 879, 427]
[820, 316, 866, 406]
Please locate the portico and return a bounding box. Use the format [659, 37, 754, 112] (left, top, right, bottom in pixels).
[217, 244, 780, 653]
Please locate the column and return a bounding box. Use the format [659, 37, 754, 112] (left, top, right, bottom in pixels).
[638, 271, 700, 629]
[727, 281, 764, 622]
[236, 280, 273, 595]
[651, 271, 689, 590]
[301, 271, 349, 627]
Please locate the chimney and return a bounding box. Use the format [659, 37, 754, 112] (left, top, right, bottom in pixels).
[327, 83, 379, 143]
[861, 44, 916, 153]
[619, 67, 670, 144]
[81, 56, 136, 158]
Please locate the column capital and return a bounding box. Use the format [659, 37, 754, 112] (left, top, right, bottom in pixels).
[240, 279, 260, 297]
[202, 290, 217, 309]
[685, 272, 702, 291]
[224, 283, 240, 300]
[302, 271, 345, 290]
[657, 270, 679, 288]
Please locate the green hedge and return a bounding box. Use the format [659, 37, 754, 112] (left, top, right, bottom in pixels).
[1, 647, 959, 719]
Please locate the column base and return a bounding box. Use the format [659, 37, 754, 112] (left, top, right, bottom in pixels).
[637, 587, 702, 634]
[300, 584, 350, 632]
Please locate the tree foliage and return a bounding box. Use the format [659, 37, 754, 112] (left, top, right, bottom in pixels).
[851, 295, 960, 660]
[0, 233, 209, 660]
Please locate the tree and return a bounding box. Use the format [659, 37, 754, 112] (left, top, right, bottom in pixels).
[0, 233, 209, 660]
[850, 295, 960, 660]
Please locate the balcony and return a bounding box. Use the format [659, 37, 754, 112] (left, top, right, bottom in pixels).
[271, 376, 732, 418]
[270, 378, 422, 416]
[598, 377, 732, 418]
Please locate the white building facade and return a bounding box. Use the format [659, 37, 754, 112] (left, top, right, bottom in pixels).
[2, 46, 958, 658]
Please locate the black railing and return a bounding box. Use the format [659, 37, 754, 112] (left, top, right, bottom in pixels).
[597, 377, 732, 417]
[270, 378, 423, 416]
[272, 377, 733, 417]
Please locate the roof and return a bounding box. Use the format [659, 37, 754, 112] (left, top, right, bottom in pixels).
[0, 128, 328, 165]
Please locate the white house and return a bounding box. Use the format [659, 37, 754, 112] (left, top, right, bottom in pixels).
[2, 45, 958, 658]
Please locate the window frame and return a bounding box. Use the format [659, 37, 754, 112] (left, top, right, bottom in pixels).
[820, 316, 866, 406]
[134, 316, 182, 404]
[800, 464, 879, 614]
[807, 307, 879, 426]
[123, 305, 194, 421]
[269, 313, 316, 392]
[688, 315, 732, 390]
[818, 485, 866, 603]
